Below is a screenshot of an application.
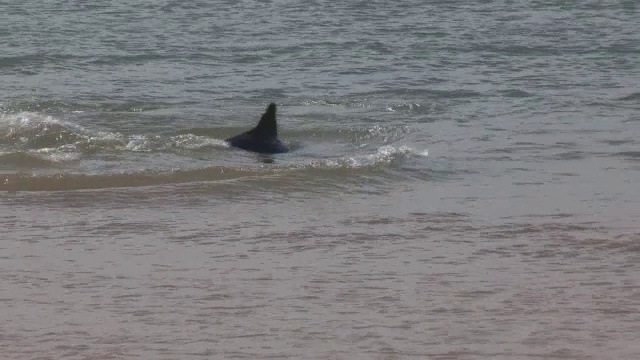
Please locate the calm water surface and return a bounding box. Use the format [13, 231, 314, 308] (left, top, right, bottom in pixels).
[1, 0, 639, 359]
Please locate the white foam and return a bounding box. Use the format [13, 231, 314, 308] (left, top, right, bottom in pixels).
[303, 145, 418, 170]
[126, 135, 150, 151]
[2, 111, 75, 129]
[172, 134, 229, 150]
[33, 145, 81, 162]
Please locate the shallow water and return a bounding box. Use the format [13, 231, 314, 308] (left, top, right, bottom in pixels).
[1, 0, 639, 359]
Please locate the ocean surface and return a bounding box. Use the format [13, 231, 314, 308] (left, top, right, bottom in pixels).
[1, 0, 639, 359]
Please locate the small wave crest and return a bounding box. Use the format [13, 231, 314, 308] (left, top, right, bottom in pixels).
[348, 124, 412, 147]
[0, 144, 426, 191]
[299, 145, 424, 169]
[498, 89, 535, 98]
[124, 134, 229, 152]
[1, 112, 427, 191]
[1, 112, 88, 148]
[1, 112, 125, 162]
[171, 134, 229, 151]
[0, 112, 231, 164]
[0, 167, 261, 192]
[618, 92, 640, 101]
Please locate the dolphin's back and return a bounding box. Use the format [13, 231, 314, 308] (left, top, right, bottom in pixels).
[225, 103, 289, 154]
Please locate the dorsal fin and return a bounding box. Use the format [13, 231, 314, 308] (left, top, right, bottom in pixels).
[250, 103, 277, 139]
[225, 102, 289, 154]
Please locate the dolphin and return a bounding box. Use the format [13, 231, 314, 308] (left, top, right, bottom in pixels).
[225, 103, 289, 154]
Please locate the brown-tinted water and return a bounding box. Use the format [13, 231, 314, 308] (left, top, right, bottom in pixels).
[2, 176, 639, 359]
[2, 0, 640, 359]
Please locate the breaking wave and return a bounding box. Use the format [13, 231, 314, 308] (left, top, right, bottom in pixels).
[0, 112, 230, 164]
[1, 112, 428, 191]
[1, 145, 425, 191]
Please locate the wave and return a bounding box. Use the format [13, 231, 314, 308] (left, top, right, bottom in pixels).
[0, 151, 78, 167]
[618, 92, 640, 101]
[2, 111, 411, 148]
[1, 111, 416, 159]
[611, 151, 640, 161]
[498, 89, 535, 98]
[1, 112, 116, 148]
[0, 112, 231, 163]
[0, 146, 425, 192]
[0, 112, 427, 191]
[1, 167, 257, 192]
[0, 99, 190, 115]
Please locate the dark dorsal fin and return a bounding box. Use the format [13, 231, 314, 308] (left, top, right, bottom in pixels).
[225, 102, 289, 154]
[250, 103, 277, 139]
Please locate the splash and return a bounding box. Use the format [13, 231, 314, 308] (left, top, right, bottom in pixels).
[0, 112, 127, 163]
[302, 145, 422, 169]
